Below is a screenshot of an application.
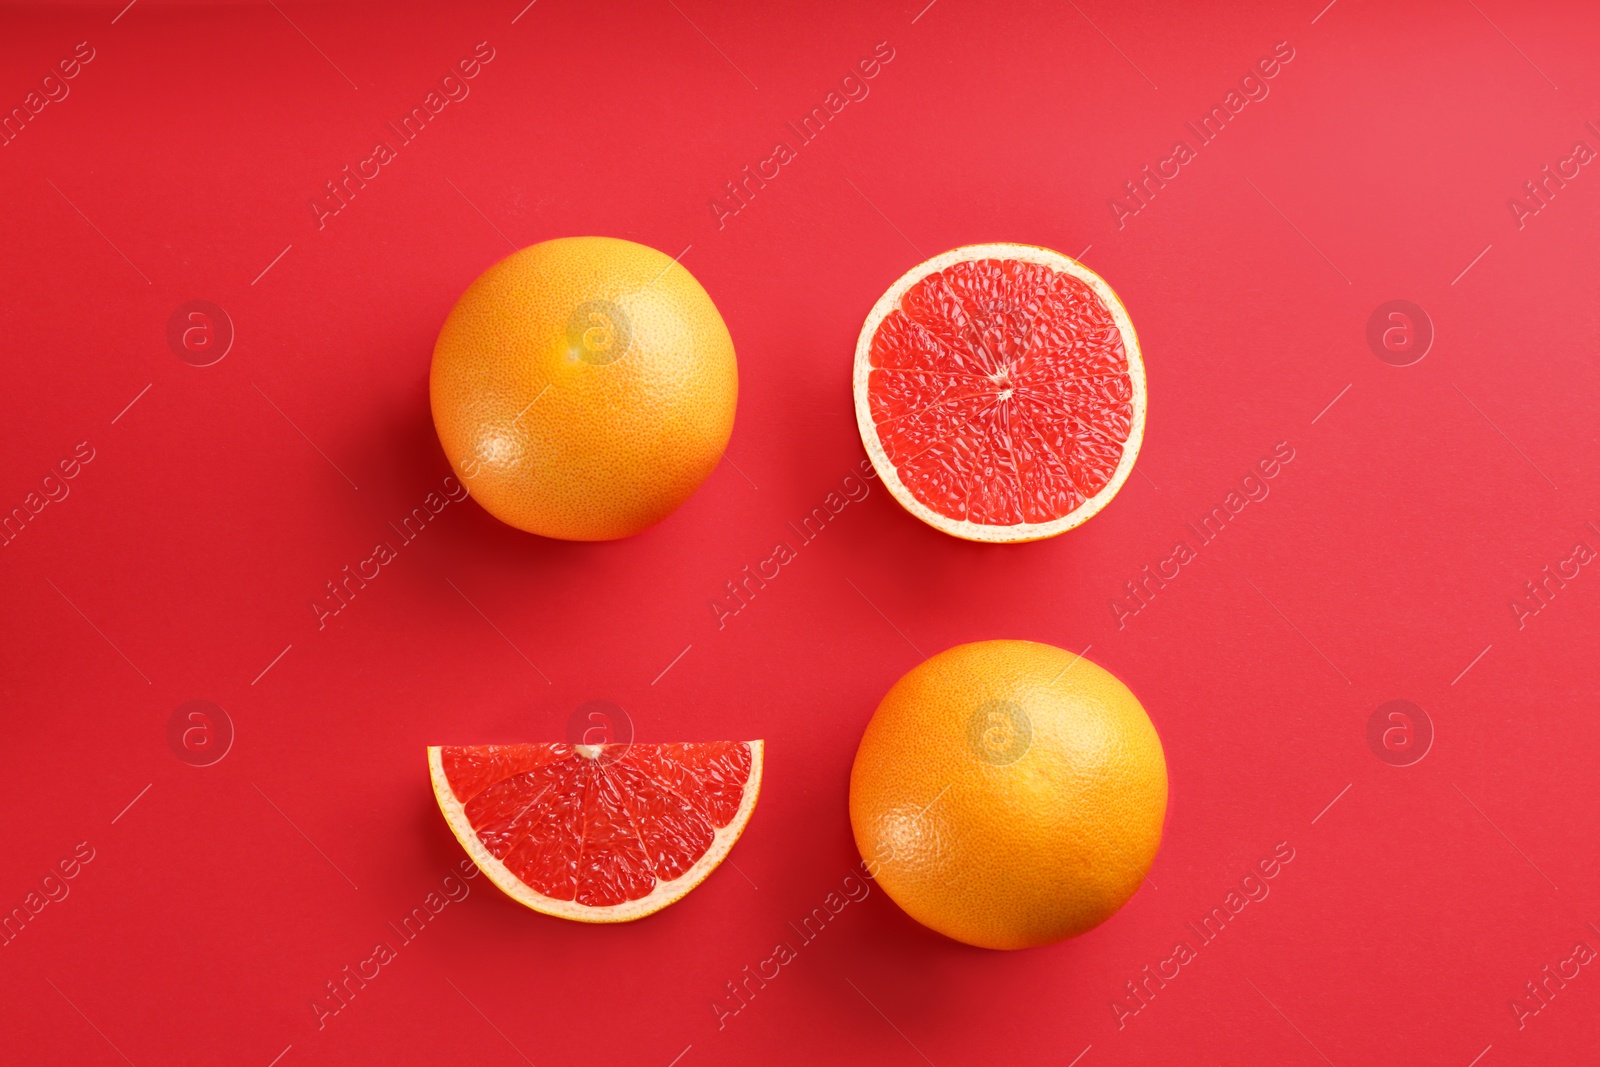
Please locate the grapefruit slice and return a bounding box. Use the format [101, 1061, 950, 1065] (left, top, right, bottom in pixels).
[429, 741, 761, 922]
[854, 243, 1146, 542]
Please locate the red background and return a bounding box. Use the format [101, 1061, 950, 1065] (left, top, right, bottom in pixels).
[3, 1, 1599, 1064]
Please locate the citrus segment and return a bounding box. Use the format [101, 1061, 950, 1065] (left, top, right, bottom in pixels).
[429, 740, 762, 922]
[854, 244, 1146, 542]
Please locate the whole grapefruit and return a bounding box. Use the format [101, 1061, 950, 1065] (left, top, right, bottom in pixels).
[430, 237, 738, 541]
[849, 640, 1167, 949]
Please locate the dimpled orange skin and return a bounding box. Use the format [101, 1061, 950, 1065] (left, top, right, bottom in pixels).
[849, 640, 1167, 950]
[430, 237, 738, 541]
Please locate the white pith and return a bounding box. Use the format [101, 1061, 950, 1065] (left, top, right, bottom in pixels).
[852, 243, 1148, 543]
[428, 741, 763, 923]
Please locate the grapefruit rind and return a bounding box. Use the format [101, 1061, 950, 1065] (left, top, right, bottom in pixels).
[427, 740, 764, 923]
[852, 243, 1146, 543]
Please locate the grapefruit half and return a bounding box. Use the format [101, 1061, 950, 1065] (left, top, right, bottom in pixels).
[429, 741, 762, 922]
[853, 244, 1146, 542]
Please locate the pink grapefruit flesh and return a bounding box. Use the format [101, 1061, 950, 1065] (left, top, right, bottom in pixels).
[429, 741, 762, 922]
[854, 243, 1146, 542]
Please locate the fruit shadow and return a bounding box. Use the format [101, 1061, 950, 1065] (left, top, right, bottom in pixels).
[413, 779, 467, 868]
[746, 874, 972, 1038]
[840, 900, 1108, 1047]
[851, 489, 1100, 641]
[356, 366, 611, 590]
[409, 781, 539, 922]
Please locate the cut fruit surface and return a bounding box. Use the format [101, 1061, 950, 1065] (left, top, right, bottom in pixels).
[429, 741, 762, 922]
[854, 244, 1146, 542]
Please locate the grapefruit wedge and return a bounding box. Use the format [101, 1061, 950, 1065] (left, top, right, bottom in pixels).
[429, 741, 762, 922]
[854, 243, 1146, 542]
